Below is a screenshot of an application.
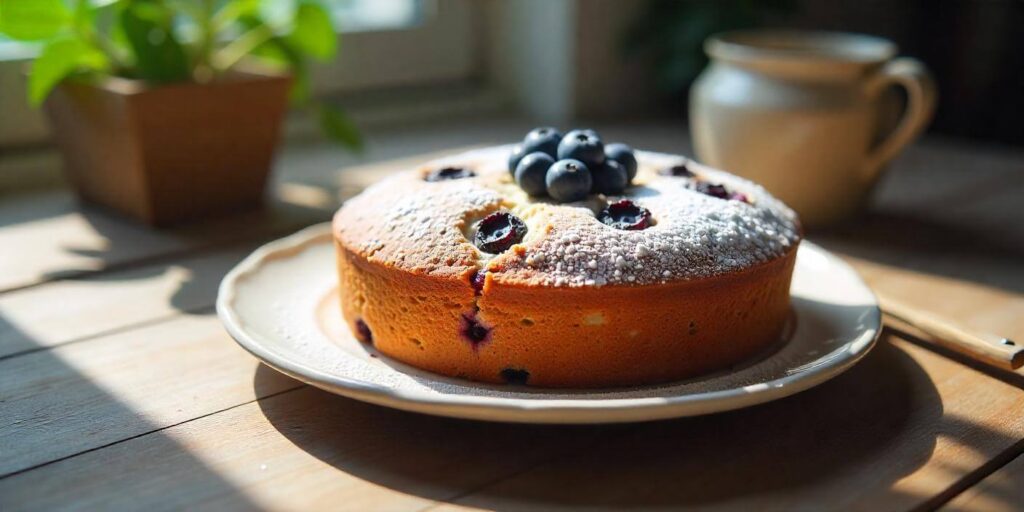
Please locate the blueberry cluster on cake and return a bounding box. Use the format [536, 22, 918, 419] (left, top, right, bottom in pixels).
[333, 128, 801, 388]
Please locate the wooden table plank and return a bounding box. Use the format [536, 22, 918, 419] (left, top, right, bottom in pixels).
[817, 137, 1024, 324]
[0, 190, 326, 293]
[842, 257, 1024, 376]
[0, 384, 616, 512]
[2, 127, 1022, 510]
[0, 243, 259, 359]
[0, 148, 483, 358]
[0, 314, 300, 477]
[943, 453, 1024, 512]
[1, 333, 1021, 511]
[0, 144, 511, 476]
[0, 136, 513, 295]
[427, 338, 1024, 512]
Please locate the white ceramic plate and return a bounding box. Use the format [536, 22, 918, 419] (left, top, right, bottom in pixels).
[218, 224, 880, 424]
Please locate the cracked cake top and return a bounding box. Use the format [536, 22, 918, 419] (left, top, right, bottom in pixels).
[333, 145, 801, 288]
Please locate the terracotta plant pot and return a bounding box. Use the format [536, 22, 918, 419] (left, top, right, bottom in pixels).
[44, 71, 292, 227]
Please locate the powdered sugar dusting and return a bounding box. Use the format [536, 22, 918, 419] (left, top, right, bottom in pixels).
[335, 145, 800, 286]
[485, 147, 801, 286]
[498, 176, 798, 286]
[336, 171, 501, 276]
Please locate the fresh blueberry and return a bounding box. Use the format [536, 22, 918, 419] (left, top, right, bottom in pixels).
[355, 318, 373, 344]
[425, 167, 475, 182]
[591, 160, 629, 195]
[474, 211, 528, 253]
[598, 199, 652, 230]
[557, 129, 605, 170]
[730, 192, 750, 203]
[659, 163, 695, 177]
[604, 143, 637, 182]
[508, 144, 526, 176]
[500, 368, 530, 385]
[692, 181, 730, 199]
[522, 127, 562, 158]
[470, 270, 486, 295]
[546, 159, 593, 202]
[461, 313, 491, 346]
[514, 152, 554, 196]
[695, 182, 752, 202]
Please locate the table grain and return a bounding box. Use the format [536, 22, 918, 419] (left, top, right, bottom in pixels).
[1, 122, 1022, 511]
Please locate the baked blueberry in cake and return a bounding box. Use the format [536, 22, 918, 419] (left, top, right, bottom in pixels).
[333, 128, 802, 388]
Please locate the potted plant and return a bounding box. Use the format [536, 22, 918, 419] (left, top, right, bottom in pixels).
[0, 0, 361, 226]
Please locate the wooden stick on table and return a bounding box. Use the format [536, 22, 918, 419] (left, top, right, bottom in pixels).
[878, 292, 1024, 371]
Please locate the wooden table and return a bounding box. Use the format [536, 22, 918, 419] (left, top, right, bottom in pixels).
[2, 121, 1023, 511]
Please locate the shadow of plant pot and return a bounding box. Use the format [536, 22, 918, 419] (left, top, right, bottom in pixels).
[44, 70, 292, 227]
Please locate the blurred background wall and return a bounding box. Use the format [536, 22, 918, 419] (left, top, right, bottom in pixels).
[1, 0, 1021, 154]
[782, 0, 1023, 145]
[486, 0, 1023, 145]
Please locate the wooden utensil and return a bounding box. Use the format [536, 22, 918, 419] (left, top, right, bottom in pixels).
[878, 293, 1023, 371]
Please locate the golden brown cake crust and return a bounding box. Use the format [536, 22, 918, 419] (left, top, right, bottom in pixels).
[333, 147, 801, 388]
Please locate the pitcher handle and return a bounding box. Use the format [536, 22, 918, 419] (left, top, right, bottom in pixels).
[862, 57, 937, 181]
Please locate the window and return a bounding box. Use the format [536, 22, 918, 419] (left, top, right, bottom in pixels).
[311, 0, 477, 95]
[331, 0, 426, 32]
[0, 36, 34, 61]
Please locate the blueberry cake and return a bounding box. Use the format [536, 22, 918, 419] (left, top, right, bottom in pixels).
[333, 128, 802, 388]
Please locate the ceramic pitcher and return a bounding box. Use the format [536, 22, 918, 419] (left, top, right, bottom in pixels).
[690, 30, 936, 227]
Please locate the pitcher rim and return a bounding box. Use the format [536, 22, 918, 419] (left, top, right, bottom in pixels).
[707, 30, 897, 65]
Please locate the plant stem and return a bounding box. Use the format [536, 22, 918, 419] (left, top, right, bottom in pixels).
[91, 34, 130, 73]
[186, 0, 215, 81]
[73, 0, 129, 74]
[211, 25, 275, 72]
[211, 0, 247, 33]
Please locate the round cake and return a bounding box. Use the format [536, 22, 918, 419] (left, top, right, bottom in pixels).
[333, 136, 801, 388]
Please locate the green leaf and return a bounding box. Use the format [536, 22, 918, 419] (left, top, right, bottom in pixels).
[29, 37, 108, 105]
[252, 36, 311, 103]
[250, 37, 291, 66]
[318, 105, 362, 150]
[119, 0, 191, 83]
[0, 0, 71, 41]
[211, 0, 260, 31]
[288, 61, 311, 102]
[73, 0, 93, 29]
[286, 1, 336, 60]
[211, 23, 274, 71]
